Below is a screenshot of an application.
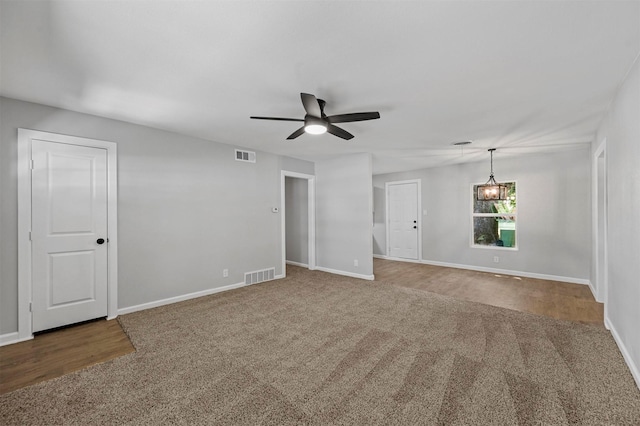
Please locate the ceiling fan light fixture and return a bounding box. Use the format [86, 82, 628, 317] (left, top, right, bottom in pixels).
[250, 92, 379, 140]
[304, 124, 327, 135]
[304, 116, 327, 135]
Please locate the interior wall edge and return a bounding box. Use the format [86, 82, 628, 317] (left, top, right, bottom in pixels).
[606, 315, 640, 390]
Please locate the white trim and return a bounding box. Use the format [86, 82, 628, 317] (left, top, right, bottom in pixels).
[588, 281, 598, 302]
[314, 266, 375, 281]
[471, 245, 520, 252]
[17, 130, 32, 342]
[384, 179, 422, 260]
[0, 332, 33, 347]
[281, 171, 316, 278]
[17, 129, 119, 341]
[592, 139, 608, 305]
[373, 254, 590, 285]
[118, 281, 246, 315]
[374, 254, 418, 263]
[606, 316, 640, 389]
[286, 260, 309, 268]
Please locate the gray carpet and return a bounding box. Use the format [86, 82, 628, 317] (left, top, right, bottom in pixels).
[2, 266, 639, 425]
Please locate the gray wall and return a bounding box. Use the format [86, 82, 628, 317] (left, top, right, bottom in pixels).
[316, 153, 373, 278]
[281, 156, 315, 176]
[595, 56, 640, 382]
[0, 97, 313, 334]
[285, 176, 308, 265]
[373, 148, 591, 280]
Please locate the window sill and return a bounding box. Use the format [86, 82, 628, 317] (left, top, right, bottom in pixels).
[471, 244, 519, 251]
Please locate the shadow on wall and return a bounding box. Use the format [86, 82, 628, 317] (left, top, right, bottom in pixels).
[373, 186, 386, 255]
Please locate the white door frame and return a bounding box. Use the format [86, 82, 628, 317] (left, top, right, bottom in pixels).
[17, 129, 118, 342]
[385, 179, 422, 260]
[280, 171, 316, 276]
[593, 139, 608, 321]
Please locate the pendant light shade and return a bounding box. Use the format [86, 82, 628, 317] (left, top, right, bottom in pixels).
[477, 149, 507, 201]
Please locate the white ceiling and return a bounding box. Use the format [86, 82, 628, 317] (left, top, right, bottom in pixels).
[1, 1, 639, 174]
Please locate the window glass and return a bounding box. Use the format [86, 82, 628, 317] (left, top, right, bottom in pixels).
[472, 182, 516, 248]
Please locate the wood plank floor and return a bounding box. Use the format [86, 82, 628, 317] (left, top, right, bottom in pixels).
[374, 258, 604, 326]
[0, 260, 603, 395]
[0, 318, 135, 395]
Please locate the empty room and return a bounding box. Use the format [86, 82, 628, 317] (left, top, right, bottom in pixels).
[1, 0, 639, 424]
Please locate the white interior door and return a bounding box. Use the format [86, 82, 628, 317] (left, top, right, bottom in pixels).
[388, 182, 419, 259]
[31, 139, 109, 332]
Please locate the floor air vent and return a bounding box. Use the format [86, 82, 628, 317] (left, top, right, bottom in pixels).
[235, 149, 256, 163]
[245, 267, 275, 285]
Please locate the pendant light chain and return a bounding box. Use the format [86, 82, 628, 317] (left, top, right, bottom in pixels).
[488, 148, 497, 183]
[477, 148, 506, 201]
[490, 149, 494, 177]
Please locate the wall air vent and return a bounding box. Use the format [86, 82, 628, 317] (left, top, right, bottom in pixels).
[244, 267, 275, 285]
[235, 149, 256, 163]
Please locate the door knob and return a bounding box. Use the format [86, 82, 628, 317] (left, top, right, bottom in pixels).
[96, 238, 105, 245]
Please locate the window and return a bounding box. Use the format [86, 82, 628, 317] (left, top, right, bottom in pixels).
[472, 182, 516, 248]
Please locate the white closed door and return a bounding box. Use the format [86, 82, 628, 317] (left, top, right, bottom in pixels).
[31, 139, 109, 332]
[388, 182, 419, 259]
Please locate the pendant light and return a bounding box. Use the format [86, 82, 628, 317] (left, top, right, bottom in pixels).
[476, 148, 507, 201]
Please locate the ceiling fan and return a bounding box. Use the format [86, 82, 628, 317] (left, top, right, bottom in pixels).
[250, 93, 380, 140]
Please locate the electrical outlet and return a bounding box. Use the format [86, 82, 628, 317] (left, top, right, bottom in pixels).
[223, 269, 229, 277]
[354, 259, 359, 267]
[493, 256, 499, 263]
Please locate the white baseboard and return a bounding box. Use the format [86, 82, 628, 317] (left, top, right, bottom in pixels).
[286, 260, 309, 268]
[314, 266, 374, 281]
[4, 277, 285, 343]
[0, 331, 33, 347]
[373, 254, 590, 285]
[606, 316, 640, 390]
[118, 281, 246, 315]
[374, 254, 418, 263]
[588, 281, 601, 302]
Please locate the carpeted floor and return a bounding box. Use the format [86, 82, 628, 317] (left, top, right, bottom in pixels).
[2, 266, 639, 424]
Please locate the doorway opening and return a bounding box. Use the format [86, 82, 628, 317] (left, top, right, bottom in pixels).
[280, 171, 316, 276]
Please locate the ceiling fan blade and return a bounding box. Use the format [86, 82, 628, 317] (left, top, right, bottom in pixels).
[300, 93, 321, 117]
[286, 126, 306, 140]
[326, 112, 381, 123]
[327, 124, 354, 140]
[250, 116, 304, 122]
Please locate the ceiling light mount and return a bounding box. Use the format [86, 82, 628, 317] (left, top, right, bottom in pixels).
[304, 115, 327, 135]
[477, 148, 507, 200]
